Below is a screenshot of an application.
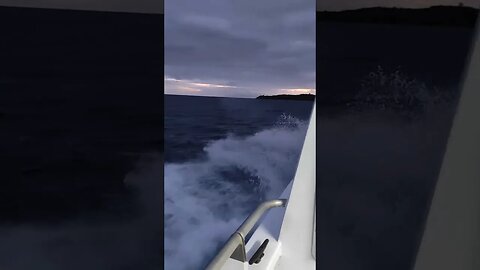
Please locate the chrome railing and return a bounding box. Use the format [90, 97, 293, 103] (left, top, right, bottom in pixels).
[205, 199, 288, 270]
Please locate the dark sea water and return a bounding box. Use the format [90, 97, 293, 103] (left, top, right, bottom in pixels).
[0, 7, 163, 270]
[315, 21, 475, 270]
[164, 95, 314, 269]
[316, 22, 474, 105]
[0, 86, 163, 270]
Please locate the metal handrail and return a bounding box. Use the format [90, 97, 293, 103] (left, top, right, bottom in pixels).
[205, 199, 288, 270]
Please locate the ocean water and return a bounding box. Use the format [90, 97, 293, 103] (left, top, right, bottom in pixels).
[316, 106, 457, 270]
[314, 21, 474, 270]
[164, 95, 314, 270]
[0, 85, 163, 269]
[0, 8, 163, 269]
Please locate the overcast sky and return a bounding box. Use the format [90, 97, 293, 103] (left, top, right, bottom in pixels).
[1, 0, 478, 97]
[165, 0, 315, 98]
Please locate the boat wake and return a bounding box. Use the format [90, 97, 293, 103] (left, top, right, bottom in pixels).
[164, 114, 309, 270]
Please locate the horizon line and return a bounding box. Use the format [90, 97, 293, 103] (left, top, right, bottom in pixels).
[165, 93, 316, 99]
[0, 4, 162, 15]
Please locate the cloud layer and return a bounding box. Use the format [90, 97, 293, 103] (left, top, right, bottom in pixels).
[165, 0, 315, 97]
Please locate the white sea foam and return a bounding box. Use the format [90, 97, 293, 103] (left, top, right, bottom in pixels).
[164, 115, 309, 270]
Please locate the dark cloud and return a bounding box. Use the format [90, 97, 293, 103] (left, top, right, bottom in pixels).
[165, 0, 315, 97]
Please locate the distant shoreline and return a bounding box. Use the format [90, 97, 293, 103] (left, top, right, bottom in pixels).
[256, 94, 315, 101]
[317, 6, 478, 28]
